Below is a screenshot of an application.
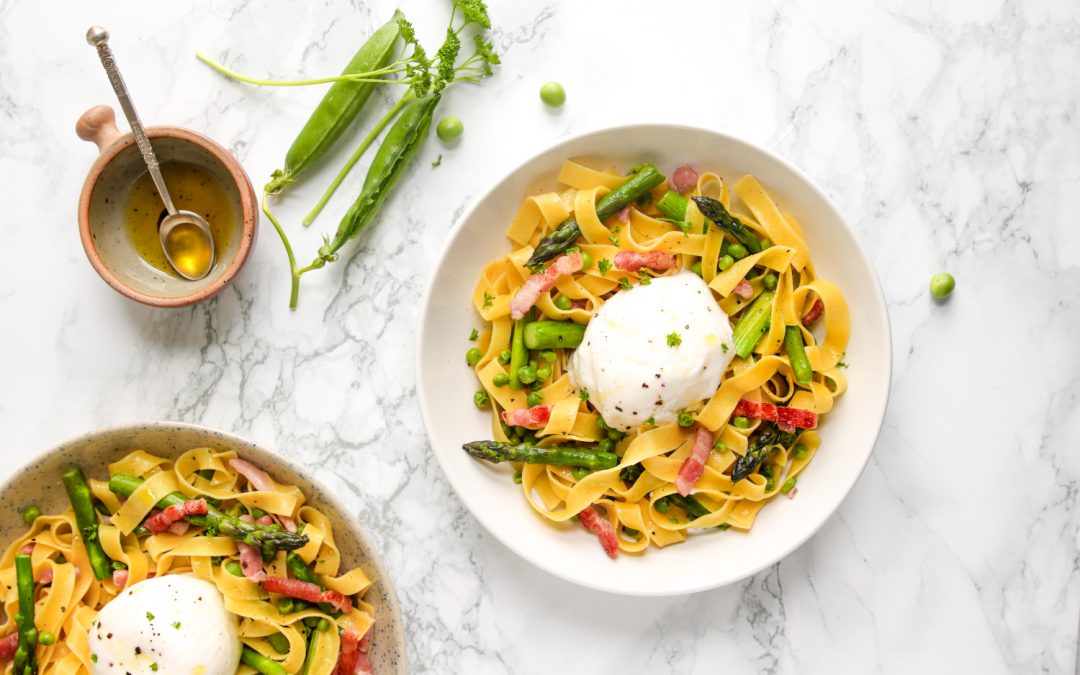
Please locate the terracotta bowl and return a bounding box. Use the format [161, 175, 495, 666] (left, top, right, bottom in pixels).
[0, 422, 408, 672]
[76, 106, 258, 307]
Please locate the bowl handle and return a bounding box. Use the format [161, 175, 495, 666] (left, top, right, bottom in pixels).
[76, 105, 122, 153]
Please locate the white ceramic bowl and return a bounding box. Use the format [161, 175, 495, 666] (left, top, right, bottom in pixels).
[416, 124, 891, 596]
[0, 422, 407, 671]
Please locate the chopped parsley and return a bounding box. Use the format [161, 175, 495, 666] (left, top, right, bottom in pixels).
[482, 291, 494, 309]
[172, 621, 181, 629]
[91, 654, 98, 663]
[597, 258, 612, 276]
[431, 154, 443, 167]
[618, 277, 633, 291]
[666, 332, 682, 347]
[579, 390, 589, 401]
[468, 329, 479, 341]
[151, 664, 159, 672]
[608, 233, 619, 245]
[638, 270, 652, 286]
[837, 351, 849, 368]
[146, 611, 155, 621]
[644, 416, 655, 426]
[721, 343, 729, 353]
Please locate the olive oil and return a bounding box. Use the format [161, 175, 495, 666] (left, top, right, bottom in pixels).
[123, 162, 235, 277]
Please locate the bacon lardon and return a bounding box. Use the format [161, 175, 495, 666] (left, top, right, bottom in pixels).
[734, 400, 817, 430]
[669, 164, 699, 193]
[577, 505, 619, 558]
[500, 404, 551, 430]
[734, 279, 754, 299]
[614, 250, 677, 273]
[144, 499, 208, 534]
[675, 426, 714, 496]
[801, 299, 824, 325]
[263, 575, 353, 614]
[509, 252, 583, 320]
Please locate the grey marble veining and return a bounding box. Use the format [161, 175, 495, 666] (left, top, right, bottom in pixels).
[0, 0, 1077, 673]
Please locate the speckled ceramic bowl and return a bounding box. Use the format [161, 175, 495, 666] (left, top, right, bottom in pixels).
[76, 105, 258, 307]
[0, 422, 407, 673]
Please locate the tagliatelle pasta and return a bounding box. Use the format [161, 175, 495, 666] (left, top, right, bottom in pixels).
[0, 449, 375, 674]
[467, 160, 851, 555]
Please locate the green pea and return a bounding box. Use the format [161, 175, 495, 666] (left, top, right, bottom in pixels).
[690, 261, 703, 277]
[596, 417, 609, 431]
[473, 389, 490, 408]
[498, 349, 512, 365]
[654, 496, 671, 513]
[539, 350, 557, 362]
[732, 416, 751, 429]
[765, 478, 775, 492]
[713, 440, 727, 452]
[793, 445, 809, 460]
[38, 630, 56, 646]
[528, 359, 537, 369]
[571, 467, 590, 480]
[224, 560, 243, 577]
[728, 243, 748, 260]
[436, 116, 463, 142]
[553, 294, 572, 311]
[492, 373, 510, 387]
[779, 431, 797, 446]
[930, 272, 955, 300]
[607, 429, 625, 442]
[760, 237, 772, 249]
[597, 438, 615, 453]
[763, 273, 778, 291]
[465, 347, 482, 367]
[623, 527, 641, 540]
[21, 505, 40, 525]
[526, 391, 544, 407]
[780, 476, 798, 494]
[517, 365, 537, 384]
[304, 617, 321, 629]
[512, 471, 523, 484]
[536, 365, 552, 381]
[318, 618, 331, 632]
[580, 251, 593, 270]
[277, 598, 295, 614]
[677, 412, 695, 427]
[539, 81, 566, 107]
[759, 464, 774, 478]
[718, 255, 735, 271]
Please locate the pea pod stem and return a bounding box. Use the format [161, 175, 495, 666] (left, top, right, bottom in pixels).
[260, 192, 304, 309]
[302, 90, 415, 226]
[195, 51, 410, 88]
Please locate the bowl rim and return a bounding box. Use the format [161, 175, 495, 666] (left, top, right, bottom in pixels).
[77, 126, 259, 308]
[415, 122, 893, 595]
[0, 420, 408, 666]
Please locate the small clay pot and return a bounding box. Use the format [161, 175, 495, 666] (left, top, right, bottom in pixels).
[76, 105, 258, 307]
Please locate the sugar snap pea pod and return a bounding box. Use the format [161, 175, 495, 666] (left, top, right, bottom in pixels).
[322, 94, 441, 257]
[523, 321, 586, 349]
[526, 165, 666, 266]
[265, 12, 403, 194]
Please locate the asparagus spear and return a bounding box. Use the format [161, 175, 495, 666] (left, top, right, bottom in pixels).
[241, 646, 288, 675]
[463, 441, 618, 470]
[287, 553, 336, 616]
[784, 326, 813, 384]
[690, 196, 764, 256]
[523, 321, 586, 350]
[61, 467, 112, 580]
[508, 316, 528, 390]
[732, 290, 775, 359]
[13, 555, 36, 674]
[730, 426, 781, 483]
[267, 632, 291, 655]
[526, 165, 666, 266]
[655, 190, 689, 223]
[669, 494, 710, 520]
[108, 474, 308, 557]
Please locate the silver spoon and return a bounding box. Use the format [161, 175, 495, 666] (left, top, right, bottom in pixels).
[86, 25, 215, 281]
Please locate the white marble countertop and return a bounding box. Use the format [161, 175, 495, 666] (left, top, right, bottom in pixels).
[1, 0, 1077, 672]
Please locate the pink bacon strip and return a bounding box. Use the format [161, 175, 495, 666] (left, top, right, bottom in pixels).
[509, 252, 583, 320]
[500, 404, 551, 430]
[614, 250, 677, 273]
[669, 164, 699, 193]
[577, 506, 619, 558]
[144, 499, 208, 535]
[263, 575, 353, 614]
[675, 426, 714, 497]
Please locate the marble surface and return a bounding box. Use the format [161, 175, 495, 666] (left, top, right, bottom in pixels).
[0, 0, 1076, 672]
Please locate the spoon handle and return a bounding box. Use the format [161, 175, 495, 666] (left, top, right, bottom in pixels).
[85, 26, 177, 216]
